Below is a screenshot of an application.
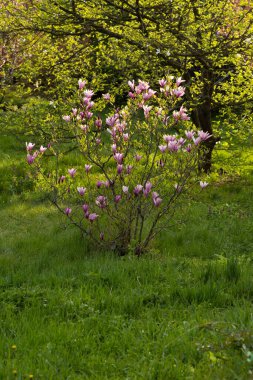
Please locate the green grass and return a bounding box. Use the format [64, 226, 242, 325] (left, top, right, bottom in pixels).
[0, 134, 253, 379]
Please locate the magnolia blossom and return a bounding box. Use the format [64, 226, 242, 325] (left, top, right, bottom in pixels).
[39, 145, 47, 153]
[114, 153, 124, 164]
[143, 181, 152, 197]
[143, 89, 156, 101]
[128, 80, 135, 91]
[89, 213, 99, 222]
[80, 125, 88, 134]
[96, 138, 101, 145]
[111, 144, 117, 153]
[59, 175, 66, 183]
[63, 115, 71, 122]
[102, 93, 111, 101]
[200, 181, 208, 189]
[143, 105, 152, 118]
[176, 77, 185, 87]
[85, 164, 92, 174]
[122, 186, 129, 194]
[83, 89, 94, 98]
[82, 204, 89, 213]
[72, 108, 78, 116]
[117, 164, 123, 175]
[168, 141, 179, 152]
[126, 165, 133, 174]
[77, 187, 86, 196]
[134, 184, 143, 195]
[172, 86, 185, 98]
[159, 145, 167, 153]
[26, 142, 35, 152]
[27, 154, 35, 165]
[159, 79, 167, 87]
[96, 196, 107, 209]
[95, 118, 102, 128]
[68, 168, 77, 178]
[65, 207, 72, 216]
[134, 154, 142, 162]
[114, 195, 121, 203]
[152, 192, 162, 207]
[78, 79, 86, 90]
[185, 130, 195, 140]
[123, 133, 129, 142]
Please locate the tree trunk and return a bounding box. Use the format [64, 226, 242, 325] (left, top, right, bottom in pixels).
[191, 100, 216, 173]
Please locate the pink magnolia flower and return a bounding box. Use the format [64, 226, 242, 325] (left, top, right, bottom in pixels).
[179, 106, 190, 121]
[82, 204, 89, 213]
[126, 165, 133, 174]
[152, 192, 162, 207]
[59, 175, 66, 183]
[159, 145, 167, 153]
[27, 154, 35, 165]
[159, 159, 165, 168]
[122, 186, 129, 193]
[104, 180, 110, 188]
[39, 145, 47, 153]
[96, 180, 103, 188]
[143, 89, 156, 101]
[95, 118, 102, 128]
[78, 79, 86, 90]
[96, 196, 107, 209]
[172, 86, 185, 98]
[102, 93, 111, 101]
[128, 80, 135, 91]
[77, 187, 86, 196]
[200, 181, 208, 189]
[143, 181, 152, 197]
[114, 195, 121, 203]
[85, 164, 92, 174]
[63, 115, 71, 122]
[111, 144, 117, 154]
[26, 142, 35, 152]
[198, 131, 212, 141]
[176, 77, 185, 87]
[136, 80, 149, 92]
[143, 105, 152, 118]
[123, 133, 129, 142]
[72, 108, 78, 116]
[96, 138, 101, 145]
[114, 153, 124, 164]
[159, 79, 167, 87]
[185, 130, 195, 140]
[186, 144, 192, 153]
[85, 111, 93, 119]
[80, 124, 88, 133]
[134, 154, 142, 162]
[168, 141, 179, 152]
[88, 213, 99, 222]
[128, 92, 135, 99]
[68, 168, 77, 178]
[163, 135, 175, 143]
[134, 184, 143, 195]
[106, 115, 118, 127]
[117, 164, 123, 175]
[65, 207, 72, 216]
[83, 89, 94, 98]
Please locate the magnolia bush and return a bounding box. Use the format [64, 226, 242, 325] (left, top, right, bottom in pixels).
[26, 76, 210, 255]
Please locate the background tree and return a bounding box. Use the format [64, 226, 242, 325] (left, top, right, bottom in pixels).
[1, 0, 253, 171]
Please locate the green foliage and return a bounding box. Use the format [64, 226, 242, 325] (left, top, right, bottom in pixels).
[0, 176, 253, 379]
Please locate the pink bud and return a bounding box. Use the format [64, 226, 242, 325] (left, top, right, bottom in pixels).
[122, 186, 129, 194]
[65, 207, 72, 216]
[200, 181, 208, 189]
[27, 154, 35, 165]
[117, 164, 123, 175]
[77, 187, 86, 196]
[63, 115, 71, 122]
[88, 213, 99, 222]
[78, 79, 86, 90]
[39, 145, 47, 153]
[102, 93, 111, 101]
[114, 195, 121, 203]
[68, 168, 77, 178]
[85, 164, 92, 174]
[82, 204, 89, 213]
[26, 142, 35, 152]
[135, 154, 142, 162]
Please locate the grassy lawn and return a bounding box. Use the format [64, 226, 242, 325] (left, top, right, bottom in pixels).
[0, 133, 253, 379]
